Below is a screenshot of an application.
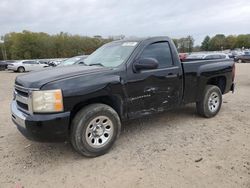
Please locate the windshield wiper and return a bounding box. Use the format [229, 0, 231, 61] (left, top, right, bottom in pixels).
[89, 63, 104, 67]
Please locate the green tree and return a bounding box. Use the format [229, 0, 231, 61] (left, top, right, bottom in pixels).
[175, 36, 194, 53]
[0, 43, 3, 60]
[224, 35, 237, 49]
[193, 45, 201, 52]
[208, 34, 226, 51]
[172, 39, 178, 48]
[235, 34, 250, 49]
[201, 36, 210, 51]
[3, 30, 112, 60]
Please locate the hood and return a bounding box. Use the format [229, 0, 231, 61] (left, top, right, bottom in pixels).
[15, 65, 111, 88]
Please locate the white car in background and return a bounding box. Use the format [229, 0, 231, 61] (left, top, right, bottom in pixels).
[7, 60, 49, 73]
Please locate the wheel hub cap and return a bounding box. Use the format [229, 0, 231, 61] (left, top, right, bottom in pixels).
[85, 116, 114, 148]
[208, 92, 220, 112]
[93, 125, 104, 136]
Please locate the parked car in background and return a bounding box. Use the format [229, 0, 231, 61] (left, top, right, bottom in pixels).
[225, 52, 234, 58]
[0, 60, 17, 70]
[179, 53, 188, 62]
[57, 55, 88, 66]
[38, 60, 50, 65]
[5, 60, 16, 64]
[8, 60, 49, 73]
[48, 60, 62, 67]
[232, 50, 244, 58]
[234, 51, 250, 63]
[184, 53, 229, 62]
[0, 61, 8, 70]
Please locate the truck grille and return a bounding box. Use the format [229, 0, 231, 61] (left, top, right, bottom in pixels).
[14, 85, 31, 113]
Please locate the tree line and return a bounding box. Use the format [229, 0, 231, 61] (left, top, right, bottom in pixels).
[1, 31, 249, 60]
[0, 30, 112, 60]
[201, 34, 250, 51]
[173, 36, 194, 53]
[0, 31, 196, 60]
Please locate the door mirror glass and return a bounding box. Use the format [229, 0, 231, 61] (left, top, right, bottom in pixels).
[133, 58, 159, 71]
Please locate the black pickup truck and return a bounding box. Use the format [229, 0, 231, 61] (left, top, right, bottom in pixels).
[11, 37, 235, 157]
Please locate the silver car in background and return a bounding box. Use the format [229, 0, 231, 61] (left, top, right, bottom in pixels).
[185, 53, 230, 62]
[7, 60, 49, 73]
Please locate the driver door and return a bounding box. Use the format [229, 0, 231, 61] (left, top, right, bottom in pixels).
[126, 41, 182, 118]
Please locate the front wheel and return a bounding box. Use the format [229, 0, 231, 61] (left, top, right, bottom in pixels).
[70, 103, 121, 157]
[196, 85, 222, 118]
[17, 66, 25, 73]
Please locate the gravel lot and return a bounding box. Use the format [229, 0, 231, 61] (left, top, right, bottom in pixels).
[0, 64, 250, 188]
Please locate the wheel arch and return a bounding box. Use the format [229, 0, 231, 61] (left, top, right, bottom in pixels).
[206, 76, 226, 94]
[69, 95, 124, 130]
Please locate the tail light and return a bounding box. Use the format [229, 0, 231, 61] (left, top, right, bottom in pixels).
[232, 63, 236, 81]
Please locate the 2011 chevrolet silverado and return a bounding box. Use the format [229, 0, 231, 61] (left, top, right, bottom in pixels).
[11, 37, 235, 157]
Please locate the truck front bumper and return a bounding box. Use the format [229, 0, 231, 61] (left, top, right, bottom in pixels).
[11, 101, 70, 142]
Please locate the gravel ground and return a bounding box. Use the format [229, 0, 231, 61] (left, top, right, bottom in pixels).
[0, 64, 250, 188]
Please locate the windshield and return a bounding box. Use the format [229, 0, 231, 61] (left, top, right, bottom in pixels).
[58, 56, 82, 66]
[84, 41, 138, 67]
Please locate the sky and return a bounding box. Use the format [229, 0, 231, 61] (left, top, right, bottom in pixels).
[0, 0, 250, 45]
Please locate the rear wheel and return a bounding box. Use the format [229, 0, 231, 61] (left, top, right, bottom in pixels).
[196, 85, 222, 118]
[70, 103, 121, 157]
[17, 66, 25, 73]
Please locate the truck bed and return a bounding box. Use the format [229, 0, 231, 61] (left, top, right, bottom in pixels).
[181, 59, 234, 104]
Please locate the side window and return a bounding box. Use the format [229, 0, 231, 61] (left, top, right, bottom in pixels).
[23, 61, 38, 64]
[140, 42, 173, 68]
[204, 55, 213, 59]
[214, 55, 221, 59]
[23, 61, 30, 64]
[29, 61, 39, 64]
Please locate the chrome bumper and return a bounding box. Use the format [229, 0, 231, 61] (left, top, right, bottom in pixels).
[11, 101, 27, 128]
[11, 100, 70, 142]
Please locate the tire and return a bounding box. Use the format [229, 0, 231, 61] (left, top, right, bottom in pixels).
[196, 85, 222, 118]
[70, 103, 121, 157]
[17, 66, 25, 73]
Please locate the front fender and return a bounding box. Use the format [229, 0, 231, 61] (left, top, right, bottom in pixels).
[41, 74, 126, 113]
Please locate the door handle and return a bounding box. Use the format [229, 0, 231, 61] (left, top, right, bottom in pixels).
[144, 87, 157, 93]
[166, 73, 178, 78]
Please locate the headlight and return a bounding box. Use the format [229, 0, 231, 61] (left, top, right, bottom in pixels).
[32, 89, 63, 113]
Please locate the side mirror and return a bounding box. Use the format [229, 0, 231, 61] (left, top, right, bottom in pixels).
[133, 58, 159, 71]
